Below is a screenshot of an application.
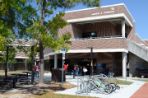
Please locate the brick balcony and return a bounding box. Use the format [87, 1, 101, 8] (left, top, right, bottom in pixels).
[70, 37, 128, 49]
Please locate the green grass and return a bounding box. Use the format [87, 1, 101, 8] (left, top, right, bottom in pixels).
[0, 70, 28, 75]
[117, 79, 133, 85]
[107, 78, 133, 85]
[133, 78, 148, 82]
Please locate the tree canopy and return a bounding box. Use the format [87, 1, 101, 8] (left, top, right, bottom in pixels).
[0, 0, 100, 83]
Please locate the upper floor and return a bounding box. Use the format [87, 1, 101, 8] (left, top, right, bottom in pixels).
[59, 3, 135, 40]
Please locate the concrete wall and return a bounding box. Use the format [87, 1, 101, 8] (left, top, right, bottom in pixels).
[129, 53, 148, 77]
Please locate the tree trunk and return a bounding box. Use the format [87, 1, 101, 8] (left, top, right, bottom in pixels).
[39, 40, 44, 83]
[5, 46, 9, 78]
[38, 0, 46, 84]
[31, 46, 35, 84]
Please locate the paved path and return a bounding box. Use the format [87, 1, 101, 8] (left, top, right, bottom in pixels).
[55, 76, 145, 98]
[108, 81, 144, 98]
[130, 83, 148, 98]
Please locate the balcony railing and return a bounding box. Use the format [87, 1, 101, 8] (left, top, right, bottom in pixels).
[70, 36, 127, 49]
[70, 35, 124, 41]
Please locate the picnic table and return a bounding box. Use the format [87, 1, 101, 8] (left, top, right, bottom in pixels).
[10, 72, 31, 85]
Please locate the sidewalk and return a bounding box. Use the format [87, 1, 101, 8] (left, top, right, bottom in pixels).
[130, 83, 148, 98]
[55, 75, 145, 98]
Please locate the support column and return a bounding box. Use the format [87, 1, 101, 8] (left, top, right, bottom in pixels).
[90, 47, 93, 76]
[54, 54, 58, 69]
[122, 20, 126, 38]
[122, 52, 127, 78]
[24, 59, 27, 70]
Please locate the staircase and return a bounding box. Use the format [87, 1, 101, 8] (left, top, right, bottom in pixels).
[128, 40, 148, 62]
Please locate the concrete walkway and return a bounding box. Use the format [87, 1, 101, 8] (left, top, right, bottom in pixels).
[130, 83, 148, 98]
[55, 75, 145, 98]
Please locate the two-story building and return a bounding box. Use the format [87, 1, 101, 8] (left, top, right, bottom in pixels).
[45, 3, 148, 78]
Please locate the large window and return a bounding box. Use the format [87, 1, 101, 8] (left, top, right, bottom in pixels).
[82, 32, 97, 38]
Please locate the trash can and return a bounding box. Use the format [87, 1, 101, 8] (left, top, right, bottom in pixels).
[52, 68, 66, 82]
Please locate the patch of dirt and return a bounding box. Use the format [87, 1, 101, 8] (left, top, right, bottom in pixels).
[0, 82, 75, 98]
[0, 94, 33, 98]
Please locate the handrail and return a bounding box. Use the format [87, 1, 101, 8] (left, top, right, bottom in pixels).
[128, 40, 148, 62]
[71, 35, 124, 41]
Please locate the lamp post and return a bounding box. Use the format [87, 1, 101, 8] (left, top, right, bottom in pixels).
[60, 48, 66, 82]
[88, 47, 93, 76]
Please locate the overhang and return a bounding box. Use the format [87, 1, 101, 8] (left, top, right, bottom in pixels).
[67, 13, 133, 27]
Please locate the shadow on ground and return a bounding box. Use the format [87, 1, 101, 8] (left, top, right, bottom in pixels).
[0, 81, 74, 96]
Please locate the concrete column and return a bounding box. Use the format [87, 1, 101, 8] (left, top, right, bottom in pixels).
[54, 54, 58, 69]
[122, 20, 126, 38]
[122, 52, 127, 78]
[24, 59, 27, 70]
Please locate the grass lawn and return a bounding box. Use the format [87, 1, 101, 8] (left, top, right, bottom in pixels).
[117, 79, 133, 85]
[132, 78, 148, 82]
[107, 78, 133, 85]
[0, 70, 28, 75]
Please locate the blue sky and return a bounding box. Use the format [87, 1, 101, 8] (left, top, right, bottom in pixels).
[66, 0, 148, 39]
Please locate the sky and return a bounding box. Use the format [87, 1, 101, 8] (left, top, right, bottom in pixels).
[66, 0, 148, 40]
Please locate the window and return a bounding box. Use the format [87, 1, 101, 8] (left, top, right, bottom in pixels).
[82, 32, 97, 38]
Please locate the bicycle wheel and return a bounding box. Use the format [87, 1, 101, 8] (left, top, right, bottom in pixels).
[115, 84, 120, 90]
[109, 83, 117, 92]
[96, 74, 108, 79]
[104, 84, 113, 94]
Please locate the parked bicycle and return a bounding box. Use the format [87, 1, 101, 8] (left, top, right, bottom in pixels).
[76, 73, 120, 94]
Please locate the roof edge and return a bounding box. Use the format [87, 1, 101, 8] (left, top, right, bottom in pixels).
[67, 13, 133, 27]
[65, 3, 135, 23]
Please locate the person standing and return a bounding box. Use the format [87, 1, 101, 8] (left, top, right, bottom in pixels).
[34, 62, 40, 79]
[73, 64, 79, 78]
[64, 63, 69, 74]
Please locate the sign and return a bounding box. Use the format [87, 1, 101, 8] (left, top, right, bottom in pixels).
[91, 7, 115, 16]
[60, 48, 66, 54]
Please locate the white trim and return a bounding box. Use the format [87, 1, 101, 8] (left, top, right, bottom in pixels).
[67, 13, 133, 27]
[44, 52, 60, 57]
[15, 56, 29, 59]
[44, 48, 128, 57]
[66, 3, 124, 13]
[71, 37, 124, 41]
[122, 3, 135, 22]
[66, 7, 98, 13]
[66, 3, 135, 23]
[68, 49, 128, 53]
